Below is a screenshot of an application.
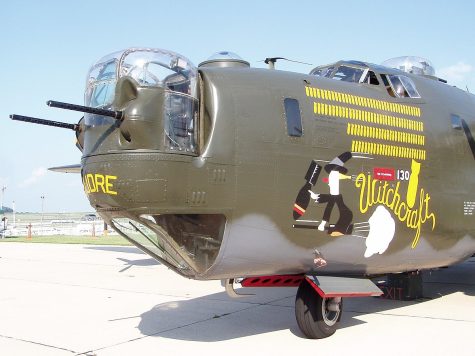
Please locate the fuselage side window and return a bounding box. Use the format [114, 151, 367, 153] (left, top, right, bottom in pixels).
[451, 114, 462, 130]
[284, 98, 303, 137]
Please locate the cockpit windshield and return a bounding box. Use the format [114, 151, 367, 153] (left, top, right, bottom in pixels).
[311, 66, 334, 78]
[310, 64, 367, 83]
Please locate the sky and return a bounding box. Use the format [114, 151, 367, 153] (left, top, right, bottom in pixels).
[1, 0, 474, 212]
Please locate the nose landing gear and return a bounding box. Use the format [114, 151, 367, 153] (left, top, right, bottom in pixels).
[295, 280, 342, 339]
[238, 274, 382, 339]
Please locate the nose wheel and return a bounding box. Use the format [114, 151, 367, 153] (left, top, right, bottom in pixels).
[295, 280, 343, 339]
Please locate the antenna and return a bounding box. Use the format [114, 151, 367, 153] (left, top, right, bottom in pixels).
[264, 57, 313, 70]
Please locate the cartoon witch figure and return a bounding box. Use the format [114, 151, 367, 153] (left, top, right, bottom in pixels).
[309, 152, 354, 237]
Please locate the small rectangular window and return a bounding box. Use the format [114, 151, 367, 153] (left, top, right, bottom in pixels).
[451, 114, 462, 130]
[364, 71, 380, 85]
[284, 98, 303, 137]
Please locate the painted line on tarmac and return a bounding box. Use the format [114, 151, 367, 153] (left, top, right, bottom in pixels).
[0, 334, 76, 354]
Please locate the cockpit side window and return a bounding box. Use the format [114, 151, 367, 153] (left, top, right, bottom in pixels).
[362, 71, 380, 85]
[399, 76, 421, 98]
[390, 75, 409, 97]
[385, 74, 421, 98]
[381, 74, 396, 97]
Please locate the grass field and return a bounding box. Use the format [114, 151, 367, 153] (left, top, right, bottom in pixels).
[0, 235, 132, 246]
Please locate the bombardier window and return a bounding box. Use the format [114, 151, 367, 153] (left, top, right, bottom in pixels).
[284, 98, 303, 137]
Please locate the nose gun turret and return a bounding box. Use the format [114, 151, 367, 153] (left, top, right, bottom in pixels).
[46, 100, 123, 120]
[10, 100, 123, 129]
[9, 100, 123, 152]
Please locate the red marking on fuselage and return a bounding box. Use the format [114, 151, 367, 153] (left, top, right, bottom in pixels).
[373, 167, 395, 181]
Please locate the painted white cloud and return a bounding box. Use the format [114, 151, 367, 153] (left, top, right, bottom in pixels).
[19, 167, 47, 188]
[438, 62, 473, 85]
[364, 205, 395, 258]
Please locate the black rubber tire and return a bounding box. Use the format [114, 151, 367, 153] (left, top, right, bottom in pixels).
[295, 280, 342, 339]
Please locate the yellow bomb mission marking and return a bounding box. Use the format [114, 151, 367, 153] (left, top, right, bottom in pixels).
[83, 173, 117, 196]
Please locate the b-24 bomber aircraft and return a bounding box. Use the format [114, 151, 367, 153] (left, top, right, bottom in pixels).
[10, 48, 475, 339]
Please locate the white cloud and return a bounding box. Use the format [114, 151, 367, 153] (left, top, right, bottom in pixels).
[19, 167, 48, 188]
[438, 62, 473, 84]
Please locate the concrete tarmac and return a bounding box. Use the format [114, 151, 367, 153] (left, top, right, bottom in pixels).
[0, 242, 474, 356]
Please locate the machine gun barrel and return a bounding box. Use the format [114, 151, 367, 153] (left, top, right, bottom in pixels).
[9, 114, 78, 131]
[47, 100, 123, 120]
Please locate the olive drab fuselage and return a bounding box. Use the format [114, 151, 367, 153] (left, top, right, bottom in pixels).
[64, 50, 475, 280]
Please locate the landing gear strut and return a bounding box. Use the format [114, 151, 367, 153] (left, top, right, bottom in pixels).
[295, 280, 343, 339]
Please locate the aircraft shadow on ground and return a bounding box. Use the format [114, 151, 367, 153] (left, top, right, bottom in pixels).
[137, 260, 475, 342]
[336, 262, 475, 333]
[84, 246, 160, 272]
[138, 288, 299, 341]
[84, 245, 144, 254]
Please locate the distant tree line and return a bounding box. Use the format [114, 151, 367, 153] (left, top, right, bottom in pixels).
[0, 207, 13, 213]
